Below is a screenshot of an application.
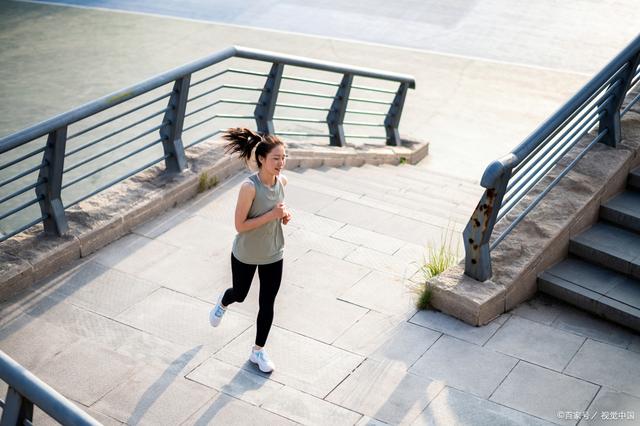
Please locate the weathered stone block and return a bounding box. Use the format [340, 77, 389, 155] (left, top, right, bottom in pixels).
[77, 216, 126, 258]
[322, 157, 345, 167]
[504, 267, 537, 311]
[429, 264, 505, 326]
[0, 253, 34, 301]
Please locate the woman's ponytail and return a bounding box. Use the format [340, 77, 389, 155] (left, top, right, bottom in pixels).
[223, 127, 285, 169]
[223, 127, 262, 162]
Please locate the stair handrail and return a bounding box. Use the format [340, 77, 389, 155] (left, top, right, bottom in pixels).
[464, 34, 640, 281]
[0, 350, 102, 425]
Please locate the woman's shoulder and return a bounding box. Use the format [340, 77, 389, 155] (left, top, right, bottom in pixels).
[239, 176, 257, 193]
[279, 174, 288, 186]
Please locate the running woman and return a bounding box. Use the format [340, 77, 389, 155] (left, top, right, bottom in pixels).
[209, 127, 291, 373]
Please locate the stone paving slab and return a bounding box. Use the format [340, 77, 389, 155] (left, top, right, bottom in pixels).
[275, 284, 368, 343]
[154, 215, 237, 258]
[116, 287, 253, 350]
[344, 247, 421, 279]
[585, 388, 640, 426]
[412, 386, 554, 426]
[182, 391, 299, 425]
[14, 294, 209, 373]
[42, 260, 160, 317]
[509, 293, 566, 326]
[214, 325, 364, 398]
[34, 339, 140, 406]
[286, 227, 358, 261]
[408, 309, 507, 346]
[285, 250, 370, 296]
[409, 335, 518, 399]
[186, 356, 284, 406]
[551, 307, 636, 349]
[262, 386, 363, 426]
[339, 270, 417, 316]
[490, 361, 600, 426]
[93, 364, 215, 426]
[326, 358, 444, 425]
[332, 224, 407, 255]
[0, 314, 80, 371]
[128, 246, 231, 303]
[334, 314, 441, 367]
[32, 404, 125, 426]
[564, 339, 640, 398]
[89, 233, 182, 277]
[485, 316, 585, 372]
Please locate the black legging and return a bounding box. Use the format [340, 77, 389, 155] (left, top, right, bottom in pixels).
[221, 253, 283, 347]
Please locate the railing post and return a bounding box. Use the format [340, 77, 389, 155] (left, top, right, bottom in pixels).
[1, 387, 33, 426]
[36, 127, 69, 236]
[463, 162, 512, 281]
[385, 82, 409, 146]
[599, 52, 640, 147]
[160, 76, 190, 173]
[254, 63, 284, 134]
[327, 73, 353, 147]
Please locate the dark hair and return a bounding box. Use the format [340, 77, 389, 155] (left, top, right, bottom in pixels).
[223, 128, 285, 169]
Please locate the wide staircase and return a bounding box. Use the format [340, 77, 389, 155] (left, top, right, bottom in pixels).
[539, 166, 640, 331]
[287, 163, 480, 234]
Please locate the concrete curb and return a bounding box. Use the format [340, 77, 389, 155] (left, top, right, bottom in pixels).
[426, 110, 640, 326]
[0, 137, 428, 301]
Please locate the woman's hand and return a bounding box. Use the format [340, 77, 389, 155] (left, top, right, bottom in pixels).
[282, 211, 292, 225]
[271, 203, 287, 220]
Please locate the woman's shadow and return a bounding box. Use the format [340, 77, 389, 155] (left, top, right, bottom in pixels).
[190, 361, 272, 426]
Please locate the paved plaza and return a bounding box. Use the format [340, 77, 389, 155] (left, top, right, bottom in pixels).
[1, 1, 640, 425]
[1, 164, 640, 425]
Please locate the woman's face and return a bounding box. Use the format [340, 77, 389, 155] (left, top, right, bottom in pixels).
[260, 144, 287, 176]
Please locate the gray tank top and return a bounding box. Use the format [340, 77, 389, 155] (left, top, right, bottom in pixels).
[232, 173, 285, 265]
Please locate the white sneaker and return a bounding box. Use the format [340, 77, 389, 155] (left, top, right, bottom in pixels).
[250, 348, 275, 373]
[209, 294, 226, 327]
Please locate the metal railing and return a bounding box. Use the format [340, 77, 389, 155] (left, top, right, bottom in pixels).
[0, 46, 415, 242]
[463, 34, 640, 281]
[0, 350, 101, 425]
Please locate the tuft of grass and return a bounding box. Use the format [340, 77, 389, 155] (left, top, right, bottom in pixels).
[409, 226, 459, 310]
[399, 156, 408, 165]
[197, 172, 219, 193]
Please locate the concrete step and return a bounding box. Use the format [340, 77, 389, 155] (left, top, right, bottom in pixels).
[292, 167, 472, 223]
[629, 166, 640, 191]
[539, 258, 640, 332]
[600, 189, 640, 234]
[350, 164, 482, 203]
[286, 168, 470, 228]
[569, 222, 640, 278]
[377, 163, 480, 186]
[306, 166, 409, 195]
[319, 166, 475, 211]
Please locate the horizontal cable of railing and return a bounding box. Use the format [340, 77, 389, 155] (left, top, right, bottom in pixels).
[61, 138, 164, 190]
[66, 112, 168, 158]
[65, 154, 170, 208]
[67, 91, 173, 141]
[491, 129, 609, 249]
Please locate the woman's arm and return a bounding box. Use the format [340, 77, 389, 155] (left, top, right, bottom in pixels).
[234, 181, 286, 233]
